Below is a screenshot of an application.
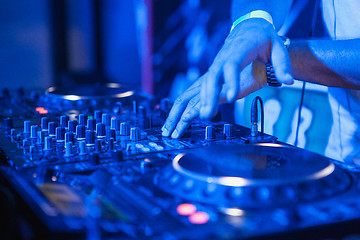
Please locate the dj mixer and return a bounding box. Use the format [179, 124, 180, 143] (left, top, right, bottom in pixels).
[1, 84, 360, 239]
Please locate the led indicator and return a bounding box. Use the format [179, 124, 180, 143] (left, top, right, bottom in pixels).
[188, 211, 210, 224]
[176, 203, 196, 216]
[35, 107, 48, 114]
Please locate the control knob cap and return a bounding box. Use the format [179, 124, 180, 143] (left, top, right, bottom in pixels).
[130, 127, 141, 141]
[55, 127, 65, 141]
[205, 126, 215, 140]
[41, 117, 49, 131]
[87, 118, 96, 131]
[76, 125, 86, 139]
[120, 122, 130, 136]
[68, 120, 78, 133]
[96, 123, 106, 137]
[223, 124, 234, 139]
[4, 117, 13, 131]
[78, 114, 87, 126]
[60, 115, 69, 128]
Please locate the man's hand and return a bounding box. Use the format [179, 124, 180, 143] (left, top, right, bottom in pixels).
[162, 18, 294, 138]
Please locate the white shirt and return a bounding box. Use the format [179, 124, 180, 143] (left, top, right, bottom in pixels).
[322, 0, 360, 166]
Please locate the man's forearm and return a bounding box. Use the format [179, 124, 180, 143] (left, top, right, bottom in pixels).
[231, 0, 293, 29]
[289, 39, 360, 89]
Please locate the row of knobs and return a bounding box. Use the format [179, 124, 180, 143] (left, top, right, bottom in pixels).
[6, 110, 148, 160]
[204, 124, 234, 140]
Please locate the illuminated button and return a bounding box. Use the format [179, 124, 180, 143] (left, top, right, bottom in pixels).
[36, 107, 48, 114]
[188, 211, 210, 224]
[176, 203, 197, 216]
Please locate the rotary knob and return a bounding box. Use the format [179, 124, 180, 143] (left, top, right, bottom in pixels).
[68, 120, 78, 133]
[223, 124, 234, 139]
[79, 114, 87, 126]
[96, 123, 106, 137]
[48, 122, 57, 136]
[87, 118, 96, 131]
[76, 125, 86, 139]
[102, 113, 111, 127]
[86, 130, 95, 145]
[55, 127, 65, 141]
[4, 117, 13, 131]
[24, 120, 31, 137]
[41, 117, 49, 131]
[120, 122, 130, 136]
[30, 125, 38, 139]
[60, 115, 69, 128]
[130, 127, 141, 141]
[94, 110, 102, 123]
[205, 126, 215, 140]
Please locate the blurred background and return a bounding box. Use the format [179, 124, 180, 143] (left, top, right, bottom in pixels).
[0, 0, 332, 155]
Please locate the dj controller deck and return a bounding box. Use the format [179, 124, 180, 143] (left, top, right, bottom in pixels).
[1, 85, 360, 239]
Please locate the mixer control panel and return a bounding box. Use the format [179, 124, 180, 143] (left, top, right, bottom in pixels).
[1, 87, 360, 239]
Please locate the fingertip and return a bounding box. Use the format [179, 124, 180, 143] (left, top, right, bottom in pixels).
[226, 90, 236, 103]
[171, 129, 179, 139]
[199, 106, 210, 119]
[162, 127, 170, 137]
[282, 73, 294, 85]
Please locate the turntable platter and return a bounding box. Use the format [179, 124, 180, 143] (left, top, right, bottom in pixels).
[39, 83, 136, 110]
[155, 144, 351, 208]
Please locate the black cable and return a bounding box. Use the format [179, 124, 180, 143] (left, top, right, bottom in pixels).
[294, 0, 320, 147]
[251, 96, 264, 136]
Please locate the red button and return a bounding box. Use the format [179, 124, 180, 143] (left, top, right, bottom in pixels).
[188, 211, 210, 224]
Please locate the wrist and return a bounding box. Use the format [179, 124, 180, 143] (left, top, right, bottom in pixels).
[266, 36, 291, 87]
[231, 10, 275, 32]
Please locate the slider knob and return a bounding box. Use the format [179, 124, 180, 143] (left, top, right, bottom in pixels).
[205, 126, 215, 140]
[130, 127, 141, 141]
